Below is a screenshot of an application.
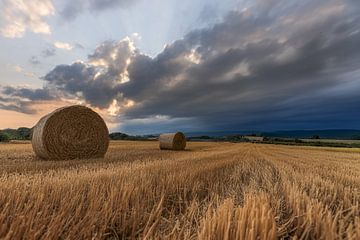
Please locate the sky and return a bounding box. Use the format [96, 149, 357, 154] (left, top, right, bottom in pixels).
[0, 0, 359, 134]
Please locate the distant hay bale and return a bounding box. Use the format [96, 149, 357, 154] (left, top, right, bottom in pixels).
[159, 132, 186, 150]
[32, 105, 109, 160]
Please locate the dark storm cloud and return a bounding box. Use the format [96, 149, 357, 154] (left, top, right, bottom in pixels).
[198, 5, 220, 25]
[117, 0, 360, 121]
[0, 102, 35, 114]
[0, 96, 10, 103]
[2, 86, 55, 101]
[2, 0, 360, 131]
[60, 0, 136, 21]
[43, 62, 116, 108]
[43, 39, 135, 108]
[118, 0, 360, 130]
[0, 86, 56, 114]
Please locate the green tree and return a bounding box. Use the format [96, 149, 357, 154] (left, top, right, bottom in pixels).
[0, 132, 10, 142]
[311, 135, 321, 139]
[17, 127, 32, 140]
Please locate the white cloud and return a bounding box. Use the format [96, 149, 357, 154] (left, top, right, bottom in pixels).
[131, 32, 141, 40]
[185, 49, 201, 64]
[24, 72, 37, 78]
[0, 0, 55, 38]
[12, 65, 37, 78]
[54, 41, 73, 50]
[13, 65, 24, 73]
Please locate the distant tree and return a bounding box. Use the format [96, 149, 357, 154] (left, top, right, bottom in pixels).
[351, 135, 360, 140]
[225, 135, 248, 142]
[263, 136, 270, 141]
[109, 132, 150, 141]
[198, 136, 212, 139]
[311, 135, 321, 139]
[109, 132, 129, 140]
[0, 132, 10, 142]
[17, 127, 32, 140]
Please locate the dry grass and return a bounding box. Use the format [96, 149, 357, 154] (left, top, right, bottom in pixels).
[0, 141, 359, 239]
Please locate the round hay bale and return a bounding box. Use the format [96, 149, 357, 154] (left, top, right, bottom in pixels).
[32, 105, 109, 160]
[159, 132, 186, 150]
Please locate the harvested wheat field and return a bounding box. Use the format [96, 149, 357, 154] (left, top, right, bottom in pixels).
[0, 141, 359, 239]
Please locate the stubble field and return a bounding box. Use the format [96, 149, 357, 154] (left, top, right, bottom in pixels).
[0, 141, 359, 239]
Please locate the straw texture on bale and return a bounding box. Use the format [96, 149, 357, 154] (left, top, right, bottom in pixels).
[32, 105, 109, 160]
[159, 132, 186, 150]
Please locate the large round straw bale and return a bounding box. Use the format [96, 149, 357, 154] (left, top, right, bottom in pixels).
[32, 105, 109, 160]
[159, 132, 186, 150]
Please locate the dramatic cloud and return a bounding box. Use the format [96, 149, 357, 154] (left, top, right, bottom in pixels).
[2, 86, 54, 101]
[0, 86, 57, 114]
[120, 0, 360, 130]
[60, 0, 136, 21]
[0, 0, 55, 38]
[2, 0, 360, 132]
[43, 38, 135, 109]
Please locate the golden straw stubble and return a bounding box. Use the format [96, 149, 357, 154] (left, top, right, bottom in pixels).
[159, 132, 186, 150]
[32, 105, 109, 160]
